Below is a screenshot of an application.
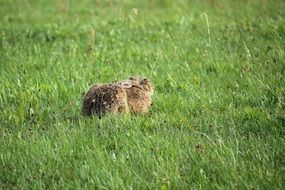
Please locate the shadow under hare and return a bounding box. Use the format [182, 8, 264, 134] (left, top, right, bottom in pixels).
[82, 76, 154, 118]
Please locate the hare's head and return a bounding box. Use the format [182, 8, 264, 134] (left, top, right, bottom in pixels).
[128, 76, 154, 96]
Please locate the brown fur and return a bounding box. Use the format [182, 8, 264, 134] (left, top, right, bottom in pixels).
[82, 76, 154, 118]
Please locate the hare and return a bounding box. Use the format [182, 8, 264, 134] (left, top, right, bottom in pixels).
[82, 76, 154, 118]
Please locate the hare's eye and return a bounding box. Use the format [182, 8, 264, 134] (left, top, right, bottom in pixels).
[141, 78, 148, 84]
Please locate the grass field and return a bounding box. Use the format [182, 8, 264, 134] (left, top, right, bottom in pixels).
[1, 0, 285, 189]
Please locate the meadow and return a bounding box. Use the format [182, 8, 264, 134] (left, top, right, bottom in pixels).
[0, 0, 285, 189]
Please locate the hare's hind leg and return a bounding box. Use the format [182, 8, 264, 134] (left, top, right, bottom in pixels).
[118, 104, 129, 113]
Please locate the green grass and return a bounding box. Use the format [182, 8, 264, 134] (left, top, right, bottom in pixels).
[1, 0, 285, 189]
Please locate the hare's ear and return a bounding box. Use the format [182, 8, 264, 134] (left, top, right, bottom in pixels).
[131, 84, 143, 90]
[120, 81, 132, 88]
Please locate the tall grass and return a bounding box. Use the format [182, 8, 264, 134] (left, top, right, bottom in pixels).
[1, 0, 285, 189]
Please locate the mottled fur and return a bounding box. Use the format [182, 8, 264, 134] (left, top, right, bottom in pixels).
[82, 76, 154, 118]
